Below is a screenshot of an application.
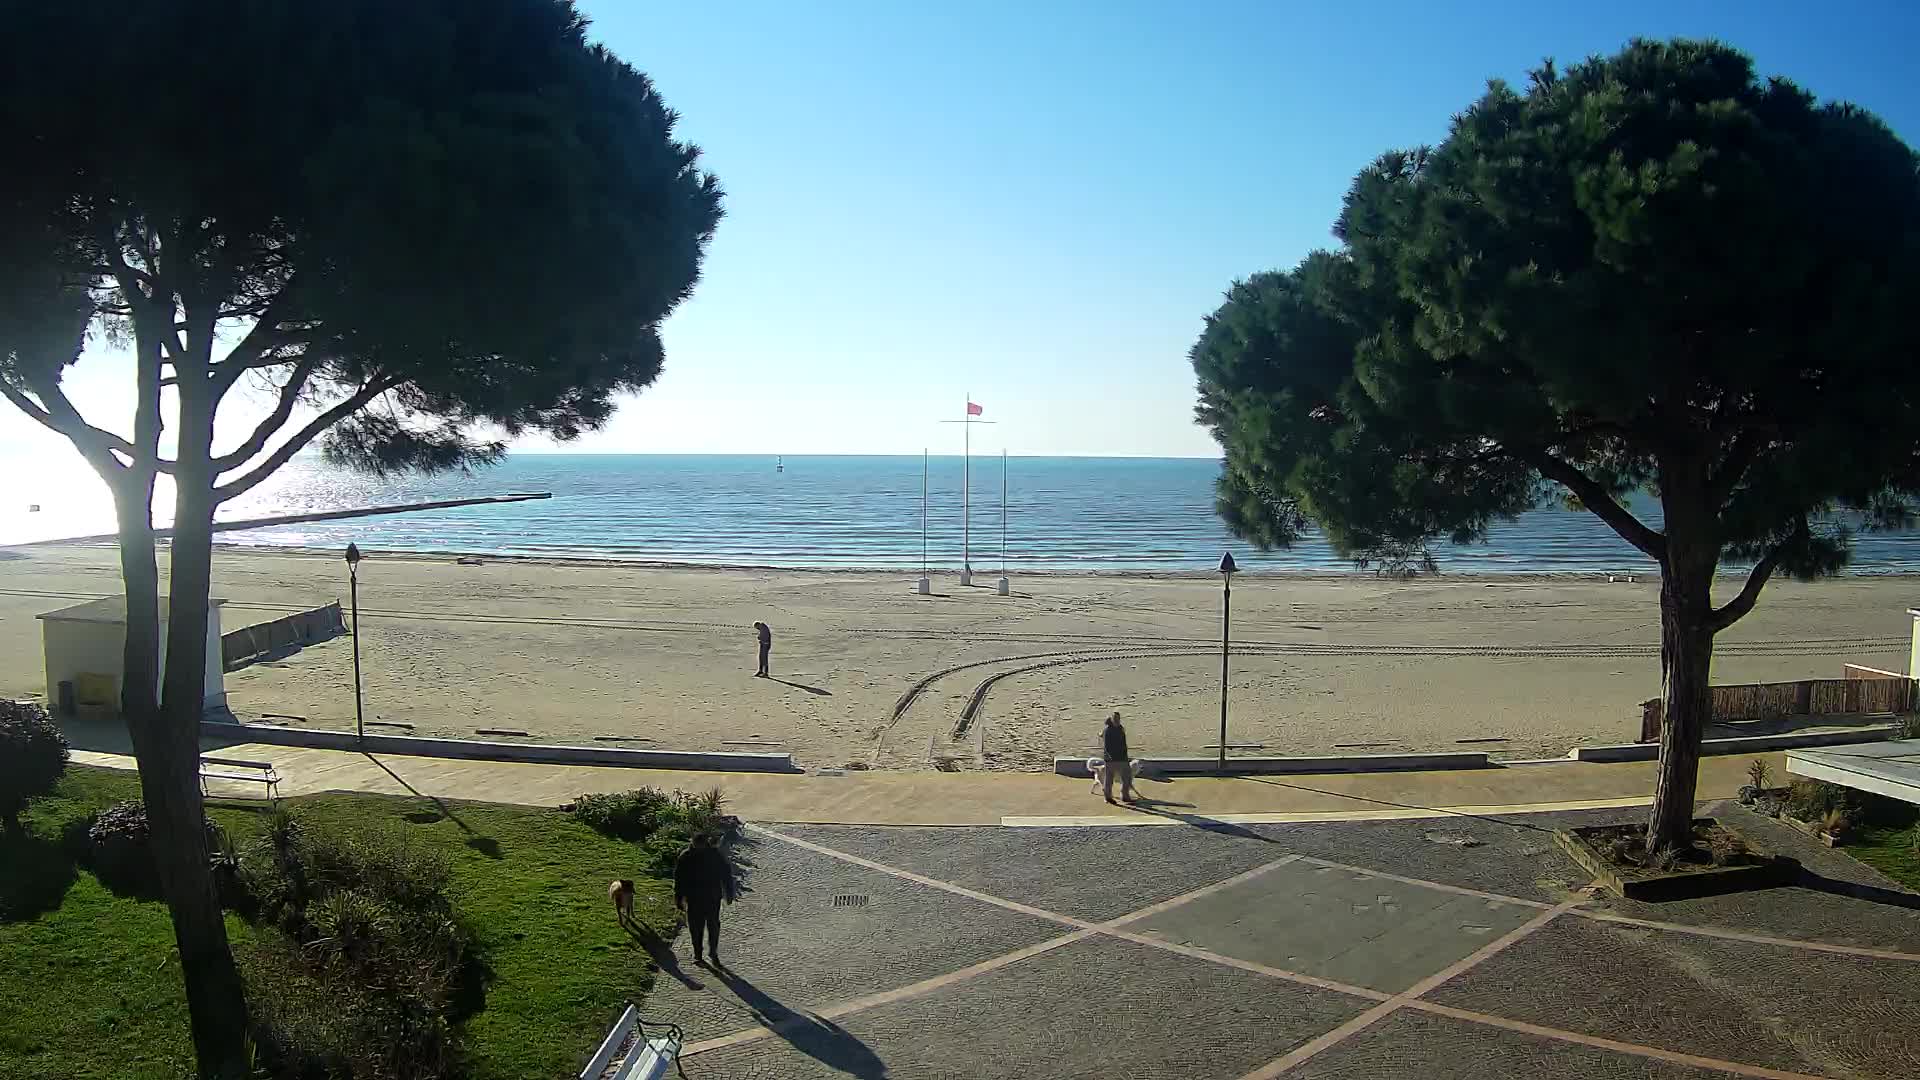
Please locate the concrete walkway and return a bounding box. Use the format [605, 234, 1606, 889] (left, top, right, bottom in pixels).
[72, 735, 1783, 827]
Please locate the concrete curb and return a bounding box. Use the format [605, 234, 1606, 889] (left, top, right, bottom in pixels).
[1051, 752, 1490, 778]
[200, 720, 800, 773]
[1569, 725, 1899, 763]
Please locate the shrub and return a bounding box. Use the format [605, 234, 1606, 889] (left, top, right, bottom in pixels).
[1745, 759, 1771, 790]
[1898, 712, 1920, 740]
[1785, 780, 1857, 824]
[0, 699, 68, 833]
[566, 788, 677, 842]
[235, 811, 480, 1080]
[1819, 809, 1851, 838]
[81, 799, 220, 897]
[1705, 828, 1747, 867]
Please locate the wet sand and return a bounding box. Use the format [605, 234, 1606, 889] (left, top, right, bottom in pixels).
[2, 543, 1911, 771]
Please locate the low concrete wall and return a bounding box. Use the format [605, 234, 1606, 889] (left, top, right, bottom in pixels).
[1052, 752, 1490, 778]
[201, 720, 799, 774]
[1571, 724, 1899, 763]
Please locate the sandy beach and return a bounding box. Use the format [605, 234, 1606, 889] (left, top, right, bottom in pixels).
[2, 543, 1913, 771]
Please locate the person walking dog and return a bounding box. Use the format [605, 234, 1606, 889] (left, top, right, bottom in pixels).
[675, 832, 736, 965]
[1101, 712, 1137, 804]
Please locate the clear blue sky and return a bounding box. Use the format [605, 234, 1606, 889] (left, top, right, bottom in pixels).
[11, 0, 1920, 464]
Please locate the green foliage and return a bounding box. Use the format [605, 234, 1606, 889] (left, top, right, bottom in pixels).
[4, 768, 674, 1080]
[1785, 779, 1861, 825]
[1746, 759, 1772, 790]
[0, 700, 67, 832]
[1192, 38, 1920, 586]
[567, 786, 737, 873]
[81, 799, 220, 899]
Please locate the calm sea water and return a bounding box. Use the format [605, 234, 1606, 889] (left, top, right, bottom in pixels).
[8, 453, 1920, 573]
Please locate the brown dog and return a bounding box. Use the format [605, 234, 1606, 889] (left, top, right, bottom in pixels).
[608, 878, 635, 923]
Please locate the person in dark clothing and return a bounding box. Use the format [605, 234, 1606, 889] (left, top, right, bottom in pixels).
[674, 832, 735, 964]
[1101, 712, 1136, 803]
[753, 621, 772, 678]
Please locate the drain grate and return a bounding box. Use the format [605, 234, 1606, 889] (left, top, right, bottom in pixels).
[832, 894, 869, 908]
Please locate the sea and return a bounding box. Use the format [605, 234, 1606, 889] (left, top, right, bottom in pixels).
[6, 453, 1920, 574]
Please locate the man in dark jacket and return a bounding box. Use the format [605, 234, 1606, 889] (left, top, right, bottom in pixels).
[753, 621, 772, 678]
[1101, 712, 1137, 803]
[675, 832, 735, 965]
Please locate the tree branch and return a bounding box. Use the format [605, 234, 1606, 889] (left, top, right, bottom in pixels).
[0, 378, 153, 470]
[1707, 541, 1786, 632]
[1708, 427, 1767, 506]
[1522, 450, 1668, 561]
[214, 375, 399, 501]
[212, 357, 320, 470]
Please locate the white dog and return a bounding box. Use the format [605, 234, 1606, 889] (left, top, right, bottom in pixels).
[1088, 757, 1146, 795]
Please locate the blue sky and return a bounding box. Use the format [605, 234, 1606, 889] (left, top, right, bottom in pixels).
[9, 0, 1919, 465]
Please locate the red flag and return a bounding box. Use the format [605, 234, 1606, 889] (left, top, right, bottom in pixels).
[966, 401, 983, 416]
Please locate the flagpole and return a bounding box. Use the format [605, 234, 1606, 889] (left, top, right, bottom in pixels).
[962, 394, 971, 586]
[995, 447, 1011, 595]
[916, 447, 931, 595]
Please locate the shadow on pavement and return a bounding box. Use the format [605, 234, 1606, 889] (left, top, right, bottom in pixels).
[622, 917, 703, 990]
[1233, 774, 1557, 834]
[1122, 797, 1286, 844]
[1787, 861, 1920, 910]
[712, 965, 886, 1078]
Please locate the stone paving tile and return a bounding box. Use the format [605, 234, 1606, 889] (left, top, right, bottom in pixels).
[1244, 806, 1629, 904]
[1132, 859, 1538, 992]
[1428, 915, 1920, 1079]
[1290, 1008, 1738, 1080]
[688, 934, 1368, 1079]
[777, 822, 1288, 921]
[1584, 803, 1920, 952]
[642, 836, 1064, 1042]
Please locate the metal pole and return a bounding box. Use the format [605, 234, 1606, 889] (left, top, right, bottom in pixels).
[922, 448, 928, 575]
[1001, 449, 1007, 573]
[350, 566, 364, 743]
[963, 396, 970, 578]
[1219, 575, 1230, 774]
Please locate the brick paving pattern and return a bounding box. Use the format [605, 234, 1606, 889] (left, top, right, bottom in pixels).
[638, 805, 1919, 1079]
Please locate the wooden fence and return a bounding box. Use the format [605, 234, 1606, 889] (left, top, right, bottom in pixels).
[1638, 673, 1916, 742]
[222, 602, 348, 671]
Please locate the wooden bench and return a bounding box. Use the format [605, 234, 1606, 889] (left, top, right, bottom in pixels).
[199, 756, 281, 803]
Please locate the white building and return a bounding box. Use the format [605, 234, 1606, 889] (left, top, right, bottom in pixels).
[37, 596, 227, 715]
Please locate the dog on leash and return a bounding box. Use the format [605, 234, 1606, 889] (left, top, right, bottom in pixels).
[1087, 758, 1147, 795]
[608, 878, 635, 923]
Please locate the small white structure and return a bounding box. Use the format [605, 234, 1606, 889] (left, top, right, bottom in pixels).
[1910, 607, 1920, 676]
[37, 596, 227, 715]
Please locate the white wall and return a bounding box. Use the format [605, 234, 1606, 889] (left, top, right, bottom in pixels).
[41, 606, 226, 711]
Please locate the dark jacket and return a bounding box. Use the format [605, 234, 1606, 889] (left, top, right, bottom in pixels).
[1102, 722, 1129, 763]
[756, 625, 772, 647]
[674, 844, 733, 907]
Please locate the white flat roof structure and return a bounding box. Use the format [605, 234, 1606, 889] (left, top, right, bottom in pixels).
[1787, 740, 1920, 805]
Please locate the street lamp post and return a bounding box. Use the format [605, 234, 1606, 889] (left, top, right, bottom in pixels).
[345, 543, 364, 743]
[1217, 551, 1236, 774]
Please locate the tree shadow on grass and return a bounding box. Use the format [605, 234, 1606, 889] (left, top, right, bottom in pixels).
[0, 828, 78, 921]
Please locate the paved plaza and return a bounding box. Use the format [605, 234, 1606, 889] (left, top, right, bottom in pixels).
[644, 803, 1920, 1079]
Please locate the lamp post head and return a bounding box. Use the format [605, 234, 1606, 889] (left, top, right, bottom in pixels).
[1218, 551, 1237, 576]
[345, 542, 362, 568]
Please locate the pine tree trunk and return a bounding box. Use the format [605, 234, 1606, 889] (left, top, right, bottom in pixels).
[151, 387, 252, 1079]
[1646, 549, 1716, 855]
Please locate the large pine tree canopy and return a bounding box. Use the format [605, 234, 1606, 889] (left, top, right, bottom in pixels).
[1194, 39, 1920, 590]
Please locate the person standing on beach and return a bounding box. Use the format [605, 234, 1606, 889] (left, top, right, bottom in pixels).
[674, 832, 735, 965]
[1101, 712, 1137, 803]
[753, 621, 772, 677]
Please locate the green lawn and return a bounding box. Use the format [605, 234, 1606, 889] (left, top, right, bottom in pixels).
[1846, 824, 1920, 893]
[0, 767, 678, 1080]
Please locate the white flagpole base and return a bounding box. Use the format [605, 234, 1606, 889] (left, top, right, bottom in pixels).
[914, 576, 931, 595]
[995, 577, 1010, 596]
[959, 569, 973, 586]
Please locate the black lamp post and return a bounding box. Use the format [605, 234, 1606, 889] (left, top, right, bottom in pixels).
[345, 543, 364, 743]
[1217, 550, 1236, 774]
